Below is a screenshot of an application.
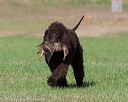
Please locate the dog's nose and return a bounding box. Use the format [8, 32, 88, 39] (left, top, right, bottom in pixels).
[43, 45, 52, 54]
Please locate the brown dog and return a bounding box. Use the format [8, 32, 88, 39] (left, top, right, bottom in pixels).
[37, 16, 85, 87]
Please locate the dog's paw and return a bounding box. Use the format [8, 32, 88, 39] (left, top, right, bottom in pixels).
[47, 76, 57, 87]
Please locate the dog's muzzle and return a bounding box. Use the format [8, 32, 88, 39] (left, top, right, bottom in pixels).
[37, 42, 68, 62]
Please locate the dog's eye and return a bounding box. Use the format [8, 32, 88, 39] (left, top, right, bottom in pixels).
[60, 34, 63, 39]
[57, 34, 63, 40]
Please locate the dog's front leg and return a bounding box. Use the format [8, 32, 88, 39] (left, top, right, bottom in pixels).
[47, 63, 69, 87]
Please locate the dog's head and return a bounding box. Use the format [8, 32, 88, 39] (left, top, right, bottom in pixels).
[44, 22, 64, 43]
[37, 22, 68, 62]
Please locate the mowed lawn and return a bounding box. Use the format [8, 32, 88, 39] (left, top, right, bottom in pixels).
[0, 34, 128, 102]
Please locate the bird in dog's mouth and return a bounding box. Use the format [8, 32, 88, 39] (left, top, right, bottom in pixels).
[37, 42, 68, 63]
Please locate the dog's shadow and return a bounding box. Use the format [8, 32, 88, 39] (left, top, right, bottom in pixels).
[68, 81, 96, 88]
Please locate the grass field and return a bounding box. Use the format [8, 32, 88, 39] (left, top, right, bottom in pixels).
[0, 0, 128, 101]
[0, 34, 128, 102]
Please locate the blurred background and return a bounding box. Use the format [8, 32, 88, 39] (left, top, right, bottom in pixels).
[0, 0, 128, 37]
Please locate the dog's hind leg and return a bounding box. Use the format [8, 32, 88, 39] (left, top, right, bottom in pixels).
[71, 46, 84, 87]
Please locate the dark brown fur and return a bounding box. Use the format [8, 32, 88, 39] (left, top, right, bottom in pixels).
[39, 16, 85, 87]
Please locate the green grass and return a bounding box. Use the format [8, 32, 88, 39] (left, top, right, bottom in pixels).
[0, 0, 128, 21]
[0, 34, 128, 102]
[2, 0, 128, 10]
[0, 0, 111, 8]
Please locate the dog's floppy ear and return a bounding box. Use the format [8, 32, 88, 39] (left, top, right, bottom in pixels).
[72, 16, 84, 32]
[37, 29, 49, 47]
[43, 29, 49, 40]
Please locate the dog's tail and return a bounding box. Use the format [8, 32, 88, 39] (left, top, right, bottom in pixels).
[72, 16, 84, 32]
